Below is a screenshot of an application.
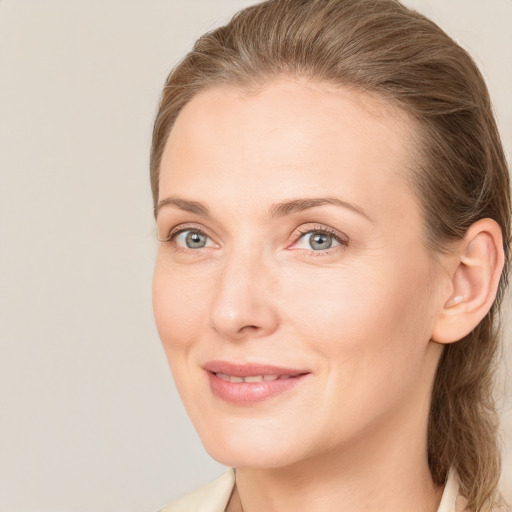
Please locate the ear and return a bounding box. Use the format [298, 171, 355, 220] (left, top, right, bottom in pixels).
[431, 218, 505, 344]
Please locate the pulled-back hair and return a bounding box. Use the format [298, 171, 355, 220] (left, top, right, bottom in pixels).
[150, 1, 511, 509]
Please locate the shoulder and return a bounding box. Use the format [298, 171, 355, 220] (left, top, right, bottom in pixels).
[159, 469, 236, 512]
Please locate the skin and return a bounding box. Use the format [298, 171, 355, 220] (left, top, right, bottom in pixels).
[153, 78, 452, 511]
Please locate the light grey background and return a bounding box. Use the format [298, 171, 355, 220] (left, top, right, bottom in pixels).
[0, 1, 510, 511]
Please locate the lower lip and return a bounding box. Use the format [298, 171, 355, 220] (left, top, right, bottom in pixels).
[207, 372, 309, 405]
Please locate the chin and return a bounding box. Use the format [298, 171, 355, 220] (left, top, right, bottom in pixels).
[197, 418, 311, 470]
[205, 441, 300, 470]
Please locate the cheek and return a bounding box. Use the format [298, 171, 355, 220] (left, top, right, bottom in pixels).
[276, 260, 436, 442]
[152, 255, 210, 352]
[279, 257, 434, 367]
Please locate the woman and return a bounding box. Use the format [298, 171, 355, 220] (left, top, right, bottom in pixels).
[150, 0, 510, 510]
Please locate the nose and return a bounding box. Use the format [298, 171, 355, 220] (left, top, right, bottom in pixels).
[208, 248, 279, 340]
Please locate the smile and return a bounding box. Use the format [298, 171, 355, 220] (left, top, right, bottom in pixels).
[215, 373, 295, 383]
[204, 361, 310, 405]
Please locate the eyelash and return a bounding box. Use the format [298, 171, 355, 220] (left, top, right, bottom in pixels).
[293, 225, 349, 256]
[161, 223, 349, 256]
[161, 224, 214, 254]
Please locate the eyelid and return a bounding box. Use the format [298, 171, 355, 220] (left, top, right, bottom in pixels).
[159, 222, 348, 254]
[288, 224, 349, 252]
[159, 223, 218, 247]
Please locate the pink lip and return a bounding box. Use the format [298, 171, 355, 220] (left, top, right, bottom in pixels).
[204, 360, 311, 405]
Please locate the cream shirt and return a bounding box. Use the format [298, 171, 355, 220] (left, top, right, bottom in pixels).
[161, 468, 465, 512]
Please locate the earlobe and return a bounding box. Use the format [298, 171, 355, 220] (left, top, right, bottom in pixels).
[432, 218, 504, 345]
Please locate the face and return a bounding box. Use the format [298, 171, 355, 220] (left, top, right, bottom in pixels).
[153, 79, 445, 469]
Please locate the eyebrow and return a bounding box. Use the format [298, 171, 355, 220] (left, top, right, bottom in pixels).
[269, 197, 372, 221]
[155, 196, 210, 218]
[155, 195, 372, 222]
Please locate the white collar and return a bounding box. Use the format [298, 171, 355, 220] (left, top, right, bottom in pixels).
[436, 468, 459, 512]
[162, 467, 459, 512]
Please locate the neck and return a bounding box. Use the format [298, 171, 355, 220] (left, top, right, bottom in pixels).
[232, 391, 443, 512]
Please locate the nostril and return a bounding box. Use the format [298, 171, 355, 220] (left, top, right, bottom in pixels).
[239, 325, 259, 332]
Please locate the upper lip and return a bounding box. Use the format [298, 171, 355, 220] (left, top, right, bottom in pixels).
[203, 360, 310, 377]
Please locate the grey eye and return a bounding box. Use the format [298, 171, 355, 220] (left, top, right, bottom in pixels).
[185, 231, 208, 248]
[174, 230, 211, 249]
[294, 229, 343, 252]
[309, 232, 334, 250]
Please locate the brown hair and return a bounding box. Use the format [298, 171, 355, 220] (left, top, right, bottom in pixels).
[150, 1, 511, 509]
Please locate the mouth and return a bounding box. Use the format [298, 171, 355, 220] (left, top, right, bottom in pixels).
[214, 373, 297, 383]
[203, 361, 310, 405]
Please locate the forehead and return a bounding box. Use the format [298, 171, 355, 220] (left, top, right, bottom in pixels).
[160, 78, 420, 225]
